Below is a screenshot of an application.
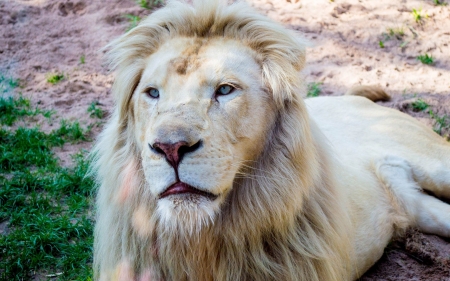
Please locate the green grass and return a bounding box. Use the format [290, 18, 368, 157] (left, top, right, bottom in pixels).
[54, 119, 91, 142]
[87, 102, 104, 119]
[408, 97, 449, 137]
[412, 8, 424, 23]
[47, 73, 65, 85]
[136, 0, 164, 9]
[124, 14, 141, 31]
[411, 98, 429, 112]
[0, 75, 20, 93]
[0, 95, 55, 126]
[0, 91, 95, 280]
[379, 27, 406, 49]
[388, 27, 405, 39]
[80, 55, 86, 65]
[307, 82, 322, 98]
[429, 110, 450, 136]
[434, 0, 447, 5]
[417, 54, 434, 65]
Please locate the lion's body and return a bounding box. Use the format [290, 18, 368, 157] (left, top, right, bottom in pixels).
[307, 96, 450, 276]
[93, 1, 450, 280]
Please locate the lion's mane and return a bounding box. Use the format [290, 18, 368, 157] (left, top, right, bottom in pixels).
[93, 1, 353, 280]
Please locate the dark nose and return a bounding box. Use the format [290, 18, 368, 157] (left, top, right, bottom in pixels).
[150, 140, 202, 168]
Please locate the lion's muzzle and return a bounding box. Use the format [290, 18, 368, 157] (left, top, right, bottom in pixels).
[150, 140, 202, 170]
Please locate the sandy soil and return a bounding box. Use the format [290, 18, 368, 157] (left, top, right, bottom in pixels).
[1, 0, 449, 279]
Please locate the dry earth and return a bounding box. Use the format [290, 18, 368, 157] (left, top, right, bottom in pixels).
[1, 0, 449, 280]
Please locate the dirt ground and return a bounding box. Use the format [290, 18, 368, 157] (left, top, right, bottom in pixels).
[1, 0, 449, 280]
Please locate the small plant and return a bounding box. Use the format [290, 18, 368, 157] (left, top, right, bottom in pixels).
[434, 0, 447, 5]
[136, 0, 164, 9]
[307, 82, 322, 98]
[88, 101, 104, 119]
[80, 54, 86, 64]
[379, 40, 385, 48]
[412, 8, 424, 23]
[0, 75, 19, 93]
[47, 73, 65, 85]
[388, 27, 405, 39]
[417, 54, 434, 65]
[124, 14, 141, 31]
[429, 110, 449, 136]
[411, 99, 429, 112]
[54, 119, 90, 142]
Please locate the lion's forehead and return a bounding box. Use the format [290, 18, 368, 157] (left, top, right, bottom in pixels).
[141, 37, 261, 93]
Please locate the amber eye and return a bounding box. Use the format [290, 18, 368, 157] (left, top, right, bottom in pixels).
[216, 85, 235, 96]
[145, 87, 160, 99]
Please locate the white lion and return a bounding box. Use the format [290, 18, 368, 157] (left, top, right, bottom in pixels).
[92, 1, 450, 280]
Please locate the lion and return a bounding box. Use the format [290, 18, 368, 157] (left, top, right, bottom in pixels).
[92, 1, 450, 280]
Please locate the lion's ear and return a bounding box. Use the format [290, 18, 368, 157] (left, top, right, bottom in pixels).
[257, 32, 307, 109]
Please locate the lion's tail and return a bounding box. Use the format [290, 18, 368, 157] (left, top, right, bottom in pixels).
[345, 85, 390, 102]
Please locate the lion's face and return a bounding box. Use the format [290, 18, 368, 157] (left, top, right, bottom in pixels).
[131, 37, 276, 230]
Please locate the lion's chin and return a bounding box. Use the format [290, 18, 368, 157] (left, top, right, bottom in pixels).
[156, 191, 223, 235]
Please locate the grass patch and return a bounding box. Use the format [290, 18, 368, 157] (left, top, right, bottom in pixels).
[0, 95, 55, 126]
[379, 27, 407, 49]
[54, 119, 91, 142]
[124, 14, 141, 31]
[412, 8, 428, 23]
[88, 102, 104, 119]
[434, 0, 447, 5]
[429, 110, 450, 136]
[388, 27, 405, 39]
[417, 54, 434, 65]
[411, 98, 429, 112]
[47, 73, 65, 85]
[0, 75, 20, 93]
[0, 94, 95, 280]
[80, 55, 86, 65]
[136, 0, 164, 9]
[307, 82, 322, 98]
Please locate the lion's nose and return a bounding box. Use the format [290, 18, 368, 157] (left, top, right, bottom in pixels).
[150, 140, 202, 168]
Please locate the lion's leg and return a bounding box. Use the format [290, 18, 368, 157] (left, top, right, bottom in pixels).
[376, 156, 450, 237]
[410, 155, 450, 200]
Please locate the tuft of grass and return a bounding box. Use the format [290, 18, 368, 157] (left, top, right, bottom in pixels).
[88, 102, 104, 119]
[124, 14, 141, 31]
[0, 75, 20, 93]
[411, 98, 429, 112]
[54, 119, 90, 142]
[0, 94, 95, 280]
[412, 8, 429, 23]
[434, 0, 447, 5]
[80, 54, 86, 64]
[47, 73, 65, 85]
[388, 27, 405, 39]
[379, 40, 385, 48]
[136, 0, 164, 9]
[0, 95, 56, 126]
[429, 110, 450, 136]
[417, 53, 434, 65]
[307, 82, 322, 98]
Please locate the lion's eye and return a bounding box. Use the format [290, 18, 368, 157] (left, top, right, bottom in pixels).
[216, 85, 235, 96]
[145, 88, 160, 99]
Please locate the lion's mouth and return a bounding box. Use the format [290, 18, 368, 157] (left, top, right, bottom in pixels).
[159, 182, 217, 200]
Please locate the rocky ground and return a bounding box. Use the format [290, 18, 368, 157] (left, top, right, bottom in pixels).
[1, 0, 449, 280]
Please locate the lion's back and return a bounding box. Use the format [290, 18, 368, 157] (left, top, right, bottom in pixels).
[306, 95, 447, 163]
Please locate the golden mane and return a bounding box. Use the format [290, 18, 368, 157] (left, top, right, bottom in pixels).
[93, 1, 353, 280]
